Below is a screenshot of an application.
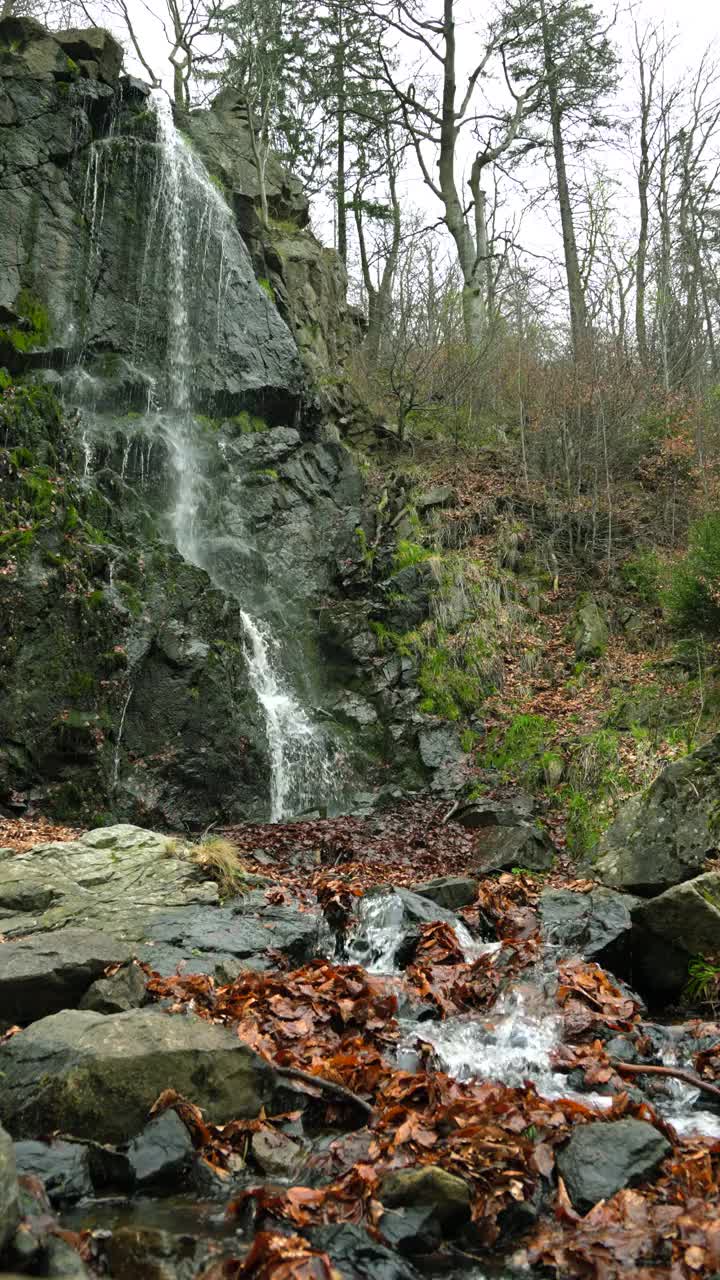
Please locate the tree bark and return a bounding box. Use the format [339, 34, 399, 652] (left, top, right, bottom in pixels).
[539, 0, 590, 358]
[335, 6, 347, 266]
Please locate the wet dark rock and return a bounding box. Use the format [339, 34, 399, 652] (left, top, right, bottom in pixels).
[540, 887, 638, 968]
[102, 1225, 201, 1280]
[557, 1119, 671, 1212]
[415, 485, 456, 511]
[0, 928, 132, 1024]
[474, 823, 555, 874]
[126, 1110, 194, 1188]
[455, 794, 535, 828]
[137, 899, 321, 975]
[0, 1008, 275, 1143]
[349, 887, 474, 972]
[412, 875, 479, 910]
[0, 1123, 18, 1253]
[627, 871, 720, 1000]
[79, 962, 149, 1014]
[251, 1128, 303, 1179]
[574, 598, 609, 660]
[633, 870, 720, 956]
[380, 1166, 472, 1230]
[44, 1235, 91, 1277]
[307, 1223, 421, 1280]
[595, 733, 720, 894]
[13, 1140, 93, 1207]
[378, 1206, 442, 1255]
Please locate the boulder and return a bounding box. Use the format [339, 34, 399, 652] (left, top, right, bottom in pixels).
[307, 1224, 421, 1280]
[540, 888, 638, 968]
[137, 896, 321, 976]
[251, 1128, 303, 1179]
[415, 486, 455, 512]
[412, 876, 479, 910]
[54, 27, 124, 82]
[379, 1206, 442, 1256]
[0, 1123, 18, 1254]
[626, 871, 720, 999]
[557, 1119, 670, 1212]
[455, 794, 535, 828]
[79, 962, 148, 1014]
[632, 871, 720, 956]
[380, 1166, 471, 1230]
[0, 1008, 274, 1143]
[127, 1110, 194, 1187]
[0, 826, 217, 940]
[0, 928, 131, 1024]
[13, 1140, 93, 1207]
[595, 735, 720, 894]
[574, 599, 609, 660]
[474, 823, 555, 874]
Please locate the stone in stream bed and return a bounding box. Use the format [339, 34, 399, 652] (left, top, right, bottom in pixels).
[0, 928, 132, 1024]
[539, 887, 638, 969]
[0, 1008, 275, 1143]
[380, 1166, 472, 1230]
[557, 1119, 671, 1212]
[627, 871, 720, 1000]
[306, 1223, 422, 1280]
[78, 961, 149, 1014]
[346, 887, 481, 971]
[127, 1110, 194, 1187]
[412, 875, 479, 910]
[13, 1139, 94, 1208]
[0, 1122, 19, 1253]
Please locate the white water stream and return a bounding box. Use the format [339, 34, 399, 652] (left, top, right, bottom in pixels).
[76, 94, 336, 820]
[345, 893, 720, 1140]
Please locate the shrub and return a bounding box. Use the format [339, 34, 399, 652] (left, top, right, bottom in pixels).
[620, 549, 663, 604]
[666, 513, 720, 631]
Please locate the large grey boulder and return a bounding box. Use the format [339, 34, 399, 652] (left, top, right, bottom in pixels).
[574, 598, 609, 660]
[627, 871, 720, 998]
[0, 1008, 274, 1143]
[380, 1167, 471, 1229]
[557, 1119, 670, 1212]
[0, 1123, 18, 1254]
[0, 928, 131, 1024]
[0, 826, 217, 941]
[595, 735, 720, 894]
[474, 823, 555, 874]
[540, 888, 638, 968]
[633, 870, 720, 955]
[13, 1140, 94, 1208]
[412, 876, 479, 911]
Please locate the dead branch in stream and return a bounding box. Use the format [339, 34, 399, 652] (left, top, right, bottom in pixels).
[610, 1059, 720, 1103]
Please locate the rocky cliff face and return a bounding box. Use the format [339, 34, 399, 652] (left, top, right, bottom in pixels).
[0, 18, 406, 827]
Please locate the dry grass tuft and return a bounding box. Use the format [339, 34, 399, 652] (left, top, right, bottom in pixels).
[191, 835, 257, 897]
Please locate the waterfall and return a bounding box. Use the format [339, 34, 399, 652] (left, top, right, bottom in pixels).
[138, 93, 335, 821]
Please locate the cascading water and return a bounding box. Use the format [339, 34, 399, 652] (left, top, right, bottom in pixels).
[72, 92, 338, 820]
[150, 93, 336, 820]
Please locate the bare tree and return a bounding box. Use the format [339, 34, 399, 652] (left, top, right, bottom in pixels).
[364, 0, 542, 348]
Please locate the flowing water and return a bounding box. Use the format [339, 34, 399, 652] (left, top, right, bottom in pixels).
[69, 93, 337, 820]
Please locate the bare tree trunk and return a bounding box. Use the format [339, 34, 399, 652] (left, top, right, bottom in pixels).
[335, 6, 347, 266]
[539, 0, 589, 358]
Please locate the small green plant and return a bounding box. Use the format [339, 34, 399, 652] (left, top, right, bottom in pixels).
[482, 713, 557, 783]
[394, 539, 430, 571]
[684, 955, 720, 1008]
[0, 289, 51, 353]
[666, 513, 720, 631]
[620, 548, 663, 604]
[257, 276, 275, 301]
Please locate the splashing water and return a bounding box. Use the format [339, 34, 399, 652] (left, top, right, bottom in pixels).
[148, 93, 335, 820]
[345, 891, 491, 975]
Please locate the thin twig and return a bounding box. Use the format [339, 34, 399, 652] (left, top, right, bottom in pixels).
[610, 1059, 720, 1102]
[275, 1065, 373, 1115]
